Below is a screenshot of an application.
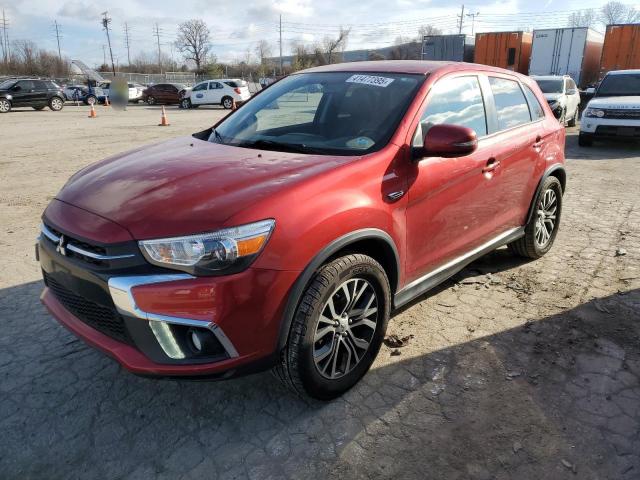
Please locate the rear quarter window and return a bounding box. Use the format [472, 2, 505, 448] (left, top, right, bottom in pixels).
[522, 85, 545, 120]
[489, 77, 532, 131]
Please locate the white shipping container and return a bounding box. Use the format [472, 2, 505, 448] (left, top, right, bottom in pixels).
[529, 28, 604, 87]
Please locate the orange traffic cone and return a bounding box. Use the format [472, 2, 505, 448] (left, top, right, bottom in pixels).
[88, 104, 97, 118]
[104, 96, 110, 107]
[158, 105, 170, 126]
[232, 99, 237, 111]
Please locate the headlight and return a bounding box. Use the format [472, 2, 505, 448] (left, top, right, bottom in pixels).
[584, 108, 605, 118]
[139, 219, 275, 275]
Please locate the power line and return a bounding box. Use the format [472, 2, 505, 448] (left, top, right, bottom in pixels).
[53, 20, 62, 61]
[153, 23, 162, 72]
[457, 5, 465, 34]
[466, 11, 480, 35]
[101, 11, 116, 74]
[1, 9, 9, 63]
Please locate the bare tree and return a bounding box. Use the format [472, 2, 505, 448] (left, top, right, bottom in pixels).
[255, 40, 272, 77]
[389, 36, 421, 60]
[568, 9, 597, 27]
[368, 51, 386, 61]
[291, 42, 315, 71]
[322, 27, 350, 64]
[176, 19, 211, 73]
[418, 25, 443, 38]
[600, 1, 639, 25]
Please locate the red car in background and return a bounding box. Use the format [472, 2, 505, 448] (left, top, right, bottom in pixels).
[37, 61, 566, 399]
[142, 83, 188, 105]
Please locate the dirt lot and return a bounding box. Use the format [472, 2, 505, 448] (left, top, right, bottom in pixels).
[1, 104, 639, 479]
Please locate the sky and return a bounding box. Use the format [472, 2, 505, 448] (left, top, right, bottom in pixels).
[0, 0, 635, 68]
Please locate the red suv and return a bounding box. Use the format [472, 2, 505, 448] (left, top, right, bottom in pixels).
[38, 61, 565, 399]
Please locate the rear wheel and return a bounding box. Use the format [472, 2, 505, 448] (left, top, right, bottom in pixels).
[508, 176, 562, 259]
[0, 98, 11, 113]
[49, 96, 64, 111]
[146, 96, 156, 105]
[85, 95, 97, 106]
[222, 96, 234, 109]
[274, 254, 391, 400]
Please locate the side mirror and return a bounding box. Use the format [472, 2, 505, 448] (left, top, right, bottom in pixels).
[11, 85, 21, 92]
[415, 124, 478, 159]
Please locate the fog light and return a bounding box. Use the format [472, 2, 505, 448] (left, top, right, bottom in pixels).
[187, 327, 218, 355]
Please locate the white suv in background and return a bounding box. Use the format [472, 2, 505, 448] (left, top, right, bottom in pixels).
[532, 75, 581, 127]
[580, 70, 640, 146]
[181, 79, 251, 109]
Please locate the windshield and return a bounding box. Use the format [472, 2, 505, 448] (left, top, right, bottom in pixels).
[597, 74, 640, 97]
[0, 79, 16, 90]
[535, 79, 563, 94]
[209, 72, 424, 155]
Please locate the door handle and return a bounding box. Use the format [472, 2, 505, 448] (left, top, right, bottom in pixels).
[533, 135, 544, 149]
[482, 158, 500, 173]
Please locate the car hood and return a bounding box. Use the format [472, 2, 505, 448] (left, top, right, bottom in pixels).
[56, 136, 355, 240]
[543, 93, 563, 102]
[587, 96, 640, 109]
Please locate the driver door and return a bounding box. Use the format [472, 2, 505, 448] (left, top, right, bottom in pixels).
[405, 74, 504, 282]
[207, 81, 224, 104]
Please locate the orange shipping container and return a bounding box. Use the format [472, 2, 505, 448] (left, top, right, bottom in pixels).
[600, 24, 640, 75]
[474, 31, 533, 74]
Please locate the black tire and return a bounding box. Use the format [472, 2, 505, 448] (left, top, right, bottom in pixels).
[567, 107, 578, 127]
[48, 96, 64, 111]
[578, 132, 593, 147]
[180, 98, 191, 109]
[274, 254, 391, 400]
[84, 95, 97, 106]
[32, 105, 46, 111]
[508, 176, 562, 259]
[0, 98, 11, 113]
[147, 96, 156, 105]
[222, 96, 234, 109]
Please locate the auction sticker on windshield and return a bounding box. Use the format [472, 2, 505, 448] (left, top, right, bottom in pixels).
[346, 74, 394, 87]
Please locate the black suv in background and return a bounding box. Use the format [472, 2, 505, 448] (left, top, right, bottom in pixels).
[0, 78, 65, 113]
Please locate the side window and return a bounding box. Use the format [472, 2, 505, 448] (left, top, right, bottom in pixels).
[567, 79, 577, 92]
[192, 83, 207, 92]
[414, 75, 487, 146]
[488, 77, 531, 131]
[16, 80, 35, 90]
[33, 80, 47, 90]
[523, 85, 545, 120]
[209, 82, 222, 89]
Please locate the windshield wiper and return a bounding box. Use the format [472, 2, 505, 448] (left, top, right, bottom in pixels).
[236, 139, 321, 154]
[211, 129, 225, 145]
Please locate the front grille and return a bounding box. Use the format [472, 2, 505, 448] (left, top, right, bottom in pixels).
[44, 272, 132, 345]
[595, 125, 640, 137]
[44, 223, 108, 266]
[603, 109, 640, 120]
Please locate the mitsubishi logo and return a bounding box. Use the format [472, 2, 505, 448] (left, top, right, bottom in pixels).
[56, 235, 67, 256]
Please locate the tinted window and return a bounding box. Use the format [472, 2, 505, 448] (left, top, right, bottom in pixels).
[416, 76, 487, 143]
[489, 77, 531, 130]
[33, 80, 47, 90]
[523, 85, 545, 120]
[596, 74, 640, 96]
[535, 79, 563, 93]
[192, 83, 207, 92]
[16, 80, 35, 90]
[209, 82, 223, 89]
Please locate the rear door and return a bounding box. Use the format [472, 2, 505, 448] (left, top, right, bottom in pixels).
[485, 74, 545, 229]
[32, 80, 50, 104]
[405, 74, 504, 280]
[208, 81, 224, 104]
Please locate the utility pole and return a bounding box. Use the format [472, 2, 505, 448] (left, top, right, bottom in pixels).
[466, 11, 479, 35]
[457, 5, 465, 34]
[102, 45, 107, 66]
[153, 23, 162, 73]
[101, 11, 116, 75]
[278, 14, 283, 76]
[123, 22, 131, 65]
[1, 10, 9, 64]
[53, 20, 62, 61]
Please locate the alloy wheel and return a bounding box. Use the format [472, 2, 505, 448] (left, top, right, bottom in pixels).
[223, 98, 233, 109]
[51, 98, 63, 110]
[535, 188, 557, 247]
[0, 99, 10, 113]
[313, 278, 378, 380]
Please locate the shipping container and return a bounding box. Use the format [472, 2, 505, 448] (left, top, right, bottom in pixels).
[600, 24, 640, 75]
[474, 31, 532, 74]
[529, 28, 603, 88]
[422, 34, 475, 62]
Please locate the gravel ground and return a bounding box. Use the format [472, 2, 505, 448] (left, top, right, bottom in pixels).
[0, 105, 639, 479]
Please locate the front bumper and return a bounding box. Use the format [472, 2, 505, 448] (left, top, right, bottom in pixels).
[38, 221, 299, 377]
[580, 117, 640, 136]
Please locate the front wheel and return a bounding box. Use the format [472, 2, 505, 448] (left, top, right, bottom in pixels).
[49, 96, 64, 111]
[274, 254, 391, 400]
[508, 176, 562, 259]
[146, 96, 156, 105]
[180, 98, 191, 109]
[85, 95, 97, 106]
[0, 98, 11, 113]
